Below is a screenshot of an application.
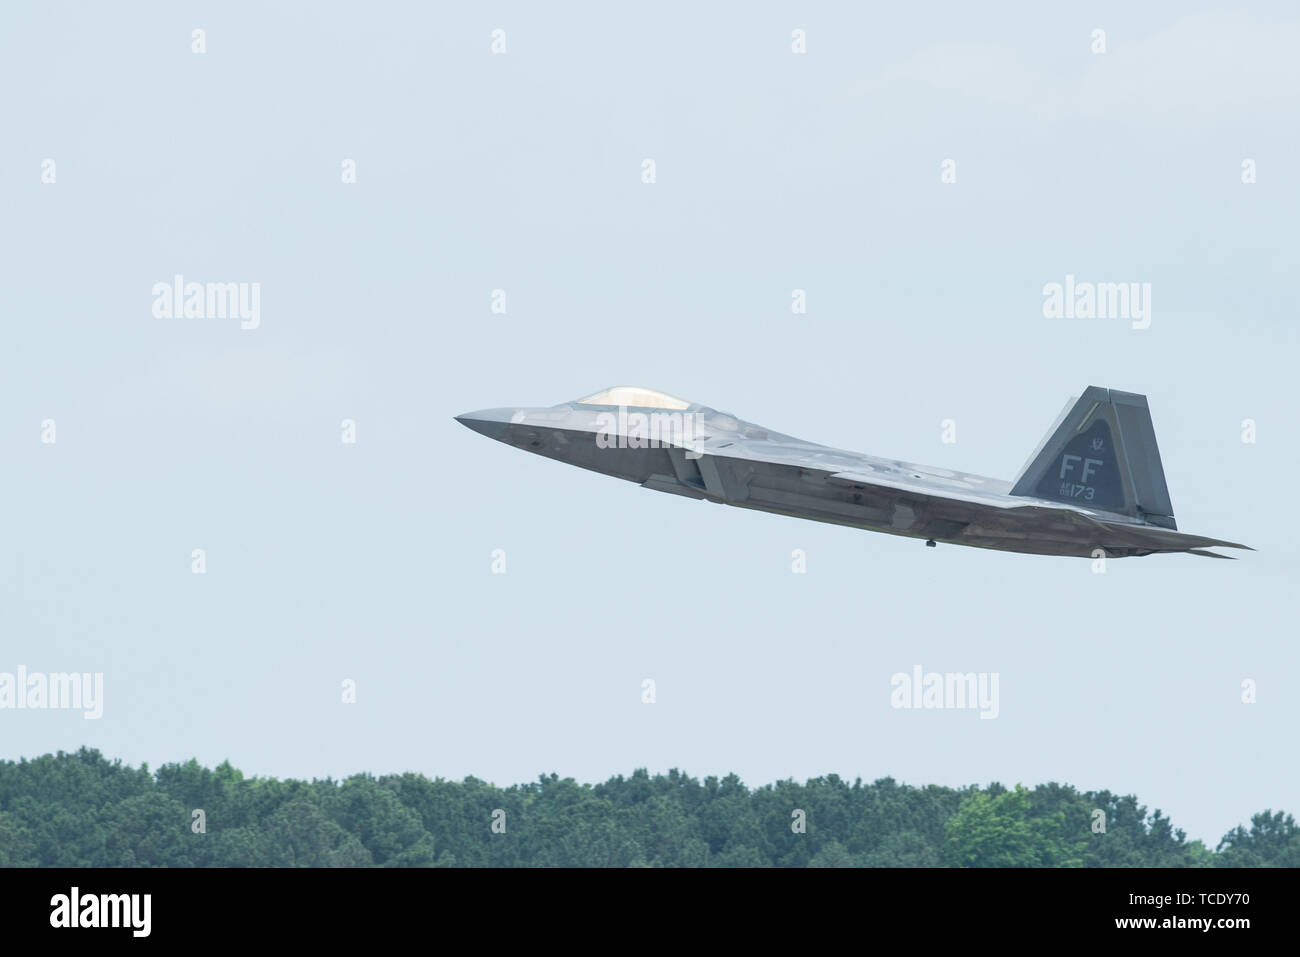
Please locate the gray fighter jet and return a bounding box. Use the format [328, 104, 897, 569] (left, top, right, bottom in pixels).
[456, 385, 1250, 559]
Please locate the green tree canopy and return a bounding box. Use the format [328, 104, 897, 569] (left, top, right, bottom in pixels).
[0, 748, 1287, 868]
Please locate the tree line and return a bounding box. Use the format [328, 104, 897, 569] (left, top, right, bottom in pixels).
[0, 748, 1293, 867]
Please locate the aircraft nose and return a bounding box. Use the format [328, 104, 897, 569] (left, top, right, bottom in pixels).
[454, 407, 518, 441]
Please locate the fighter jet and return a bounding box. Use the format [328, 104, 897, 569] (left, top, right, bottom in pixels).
[456, 385, 1250, 559]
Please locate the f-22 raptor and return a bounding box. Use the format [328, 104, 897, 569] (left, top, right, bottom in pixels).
[456, 385, 1250, 559]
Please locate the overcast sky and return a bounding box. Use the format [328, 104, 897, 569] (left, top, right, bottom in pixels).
[2, 1, 1297, 845]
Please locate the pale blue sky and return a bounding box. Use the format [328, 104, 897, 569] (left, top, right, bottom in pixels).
[2, 1, 1297, 844]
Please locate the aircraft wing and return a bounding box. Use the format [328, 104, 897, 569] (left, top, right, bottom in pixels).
[826, 470, 1249, 555]
[825, 470, 1070, 513]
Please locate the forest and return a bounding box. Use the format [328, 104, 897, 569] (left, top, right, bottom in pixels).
[0, 748, 1294, 867]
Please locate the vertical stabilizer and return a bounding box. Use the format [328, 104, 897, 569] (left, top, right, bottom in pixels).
[1009, 386, 1175, 529]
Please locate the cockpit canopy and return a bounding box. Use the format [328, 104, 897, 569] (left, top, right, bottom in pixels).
[575, 386, 691, 410]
